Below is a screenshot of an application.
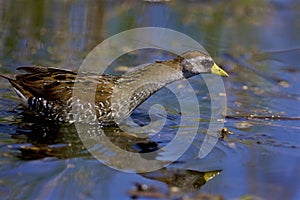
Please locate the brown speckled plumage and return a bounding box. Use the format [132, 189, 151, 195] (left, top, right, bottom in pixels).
[1, 51, 228, 125]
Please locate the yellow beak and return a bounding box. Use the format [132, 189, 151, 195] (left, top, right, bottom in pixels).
[211, 63, 229, 77]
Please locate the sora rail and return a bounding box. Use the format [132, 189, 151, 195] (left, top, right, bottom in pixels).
[1, 51, 228, 125]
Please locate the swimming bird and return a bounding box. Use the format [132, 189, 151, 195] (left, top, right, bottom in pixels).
[1, 51, 228, 125]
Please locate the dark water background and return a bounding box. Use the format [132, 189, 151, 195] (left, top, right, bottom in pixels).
[0, 0, 300, 199]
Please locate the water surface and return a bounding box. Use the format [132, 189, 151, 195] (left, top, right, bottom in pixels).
[0, 0, 300, 199]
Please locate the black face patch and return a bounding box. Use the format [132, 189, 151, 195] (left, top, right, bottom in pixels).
[201, 59, 214, 68]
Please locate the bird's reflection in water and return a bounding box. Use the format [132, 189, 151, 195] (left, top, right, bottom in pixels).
[141, 168, 222, 191]
[10, 112, 164, 160]
[10, 112, 222, 198]
[129, 168, 222, 199]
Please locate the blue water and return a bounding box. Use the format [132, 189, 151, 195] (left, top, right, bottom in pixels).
[0, 1, 300, 199]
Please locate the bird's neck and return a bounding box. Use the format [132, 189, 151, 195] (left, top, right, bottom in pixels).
[111, 61, 184, 121]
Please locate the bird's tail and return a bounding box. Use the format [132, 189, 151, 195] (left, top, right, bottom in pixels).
[0, 74, 32, 104]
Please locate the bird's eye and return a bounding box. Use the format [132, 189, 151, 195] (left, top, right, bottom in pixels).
[201, 60, 213, 67]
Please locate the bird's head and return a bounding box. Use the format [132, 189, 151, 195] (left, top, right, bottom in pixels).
[179, 51, 229, 77]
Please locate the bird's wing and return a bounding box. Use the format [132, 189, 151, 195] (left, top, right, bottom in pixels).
[6, 66, 119, 104]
